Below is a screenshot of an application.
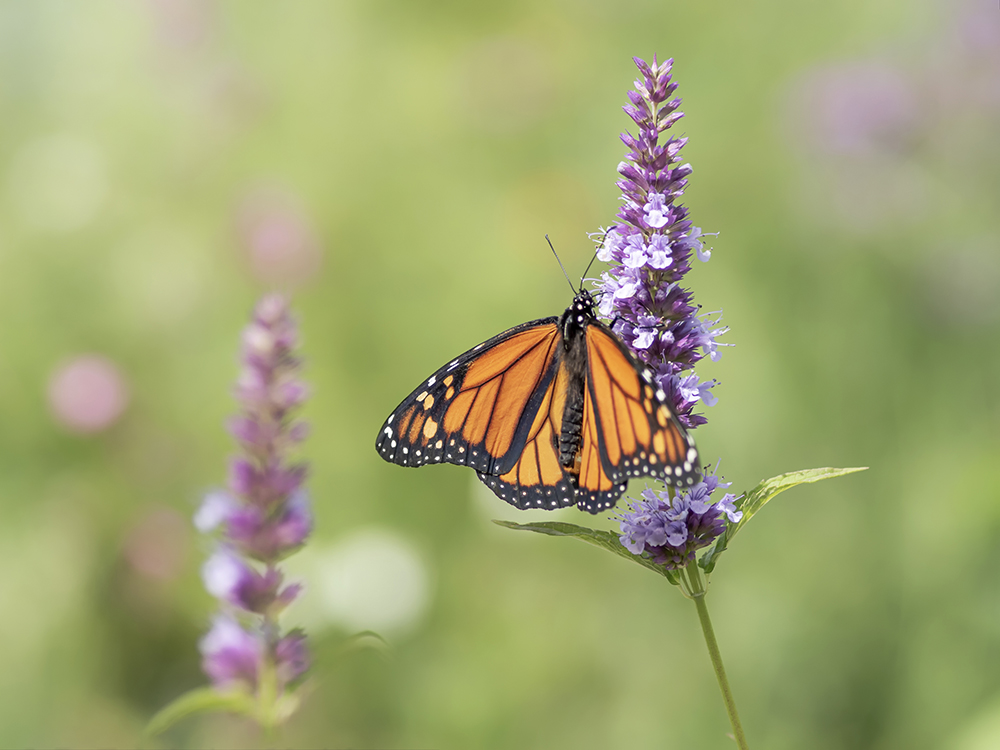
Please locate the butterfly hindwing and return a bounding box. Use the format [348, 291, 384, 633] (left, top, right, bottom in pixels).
[583, 323, 700, 487]
[476, 360, 580, 510]
[573, 361, 629, 513]
[376, 319, 561, 475]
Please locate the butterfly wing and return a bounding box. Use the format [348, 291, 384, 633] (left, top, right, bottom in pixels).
[573, 367, 630, 513]
[582, 321, 700, 490]
[376, 318, 562, 475]
[376, 302, 700, 516]
[476, 360, 581, 510]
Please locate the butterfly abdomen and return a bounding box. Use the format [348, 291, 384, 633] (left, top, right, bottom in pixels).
[560, 391, 584, 468]
[556, 303, 590, 471]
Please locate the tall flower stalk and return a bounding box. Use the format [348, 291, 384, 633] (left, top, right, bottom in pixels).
[595, 55, 729, 430]
[597, 55, 748, 748]
[149, 294, 312, 736]
[499, 56, 866, 750]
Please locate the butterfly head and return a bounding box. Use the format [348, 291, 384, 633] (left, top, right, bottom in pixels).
[571, 289, 596, 313]
[561, 289, 598, 342]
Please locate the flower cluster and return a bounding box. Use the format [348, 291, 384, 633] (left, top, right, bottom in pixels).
[594, 56, 729, 429]
[194, 294, 311, 695]
[618, 471, 742, 570]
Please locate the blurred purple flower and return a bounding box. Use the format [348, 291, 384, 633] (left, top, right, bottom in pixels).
[194, 490, 239, 533]
[275, 631, 309, 687]
[195, 293, 310, 702]
[619, 468, 742, 570]
[594, 57, 729, 430]
[225, 491, 313, 561]
[202, 548, 301, 615]
[793, 62, 918, 158]
[199, 615, 310, 693]
[199, 615, 262, 689]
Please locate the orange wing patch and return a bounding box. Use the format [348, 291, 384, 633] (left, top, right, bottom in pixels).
[585, 324, 699, 487]
[478, 362, 578, 510]
[463, 328, 551, 388]
[571, 367, 627, 513]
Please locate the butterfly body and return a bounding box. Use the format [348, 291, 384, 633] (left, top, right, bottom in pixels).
[376, 290, 700, 513]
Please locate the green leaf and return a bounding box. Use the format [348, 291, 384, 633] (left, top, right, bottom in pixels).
[700, 466, 868, 574]
[493, 520, 679, 583]
[145, 686, 258, 737]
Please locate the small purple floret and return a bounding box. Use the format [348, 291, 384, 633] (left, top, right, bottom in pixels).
[199, 615, 262, 688]
[275, 632, 309, 687]
[194, 491, 239, 533]
[202, 548, 299, 615]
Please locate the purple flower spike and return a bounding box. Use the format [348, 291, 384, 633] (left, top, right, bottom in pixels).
[593, 57, 729, 430]
[618, 465, 743, 571]
[194, 293, 310, 708]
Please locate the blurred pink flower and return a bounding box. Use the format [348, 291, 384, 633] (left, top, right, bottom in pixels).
[146, 0, 216, 53]
[235, 188, 322, 287]
[956, 0, 1000, 56]
[791, 61, 918, 157]
[122, 506, 190, 582]
[943, 0, 1000, 110]
[47, 355, 129, 433]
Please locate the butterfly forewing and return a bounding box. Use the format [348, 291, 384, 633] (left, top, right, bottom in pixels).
[376, 319, 561, 474]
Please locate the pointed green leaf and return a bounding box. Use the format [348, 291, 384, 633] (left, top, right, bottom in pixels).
[700, 466, 867, 573]
[493, 519, 678, 583]
[146, 687, 258, 736]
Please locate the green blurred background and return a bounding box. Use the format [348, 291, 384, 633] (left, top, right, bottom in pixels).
[1, 0, 999, 747]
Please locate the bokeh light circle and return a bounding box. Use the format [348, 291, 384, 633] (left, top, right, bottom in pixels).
[47, 355, 129, 433]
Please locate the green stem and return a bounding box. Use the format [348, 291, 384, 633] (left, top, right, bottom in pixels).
[257, 648, 278, 741]
[258, 588, 281, 745]
[686, 562, 749, 749]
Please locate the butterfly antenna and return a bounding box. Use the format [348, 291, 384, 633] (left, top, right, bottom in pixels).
[546, 235, 577, 294]
[580, 249, 600, 287]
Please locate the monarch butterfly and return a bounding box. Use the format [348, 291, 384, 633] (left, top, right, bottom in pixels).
[375, 288, 700, 514]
